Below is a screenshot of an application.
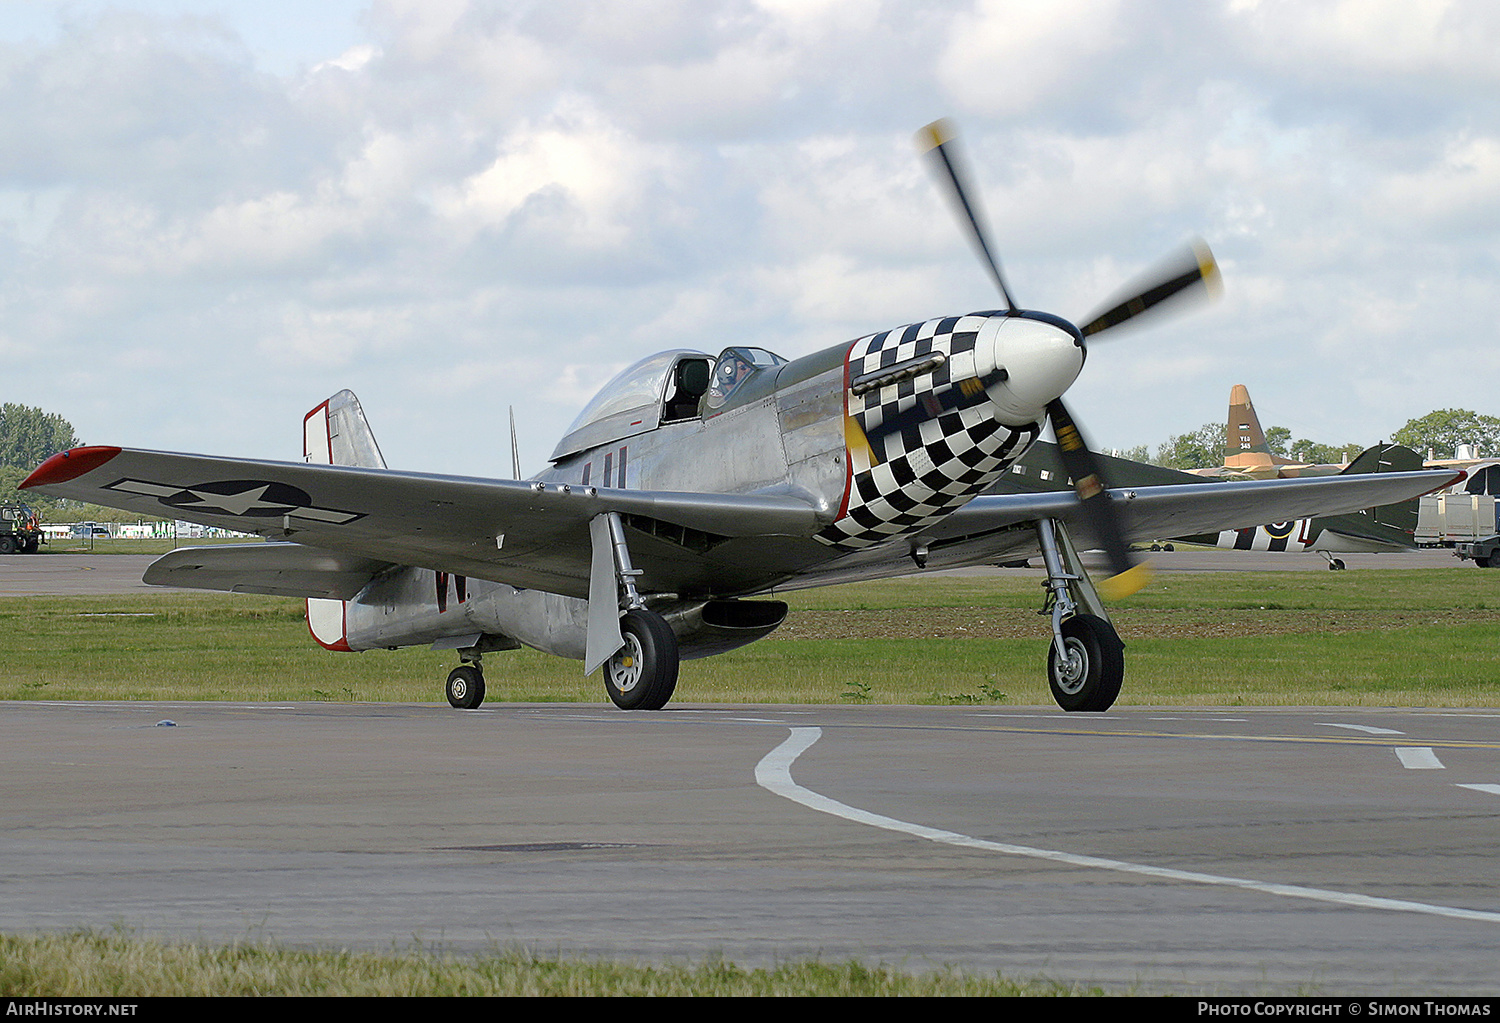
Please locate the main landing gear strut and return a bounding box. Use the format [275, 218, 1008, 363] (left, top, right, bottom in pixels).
[589, 512, 679, 710]
[446, 647, 486, 709]
[1035, 518, 1125, 712]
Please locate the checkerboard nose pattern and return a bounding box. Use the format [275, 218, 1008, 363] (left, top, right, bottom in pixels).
[817, 312, 1081, 550]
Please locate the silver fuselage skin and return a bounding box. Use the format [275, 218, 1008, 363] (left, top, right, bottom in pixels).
[333, 312, 1081, 662]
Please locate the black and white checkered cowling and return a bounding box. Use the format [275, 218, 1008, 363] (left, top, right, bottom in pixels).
[816, 314, 1040, 550]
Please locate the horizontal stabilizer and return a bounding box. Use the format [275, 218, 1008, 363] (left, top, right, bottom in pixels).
[144, 543, 392, 599]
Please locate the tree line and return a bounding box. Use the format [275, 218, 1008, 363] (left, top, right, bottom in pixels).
[0, 403, 150, 522]
[1120, 408, 1500, 471]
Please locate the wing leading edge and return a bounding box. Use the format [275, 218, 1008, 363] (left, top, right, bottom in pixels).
[22, 446, 825, 599]
[933, 470, 1462, 544]
[22, 446, 1460, 601]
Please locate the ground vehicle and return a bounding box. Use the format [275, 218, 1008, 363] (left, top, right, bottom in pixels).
[0, 502, 43, 554]
[1456, 534, 1500, 567]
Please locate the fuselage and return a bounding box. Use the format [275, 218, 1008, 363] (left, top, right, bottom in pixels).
[330, 310, 1085, 661]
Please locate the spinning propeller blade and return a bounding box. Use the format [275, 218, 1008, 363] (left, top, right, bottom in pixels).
[1078, 238, 1222, 339]
[918, 119, 1017, 312]
[1046, 397, 1152, 599]
[918, 119, 1221, 600]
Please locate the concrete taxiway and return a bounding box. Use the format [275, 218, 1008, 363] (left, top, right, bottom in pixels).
[0, 552, 161, 596]
[2, 700, 1497, 994]
[0, 544, 1469, 599]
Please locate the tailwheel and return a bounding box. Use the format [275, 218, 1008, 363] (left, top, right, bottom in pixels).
[1047, 614, 1124, 712]
[604, 608, 679, 710]
[446, 664, 485, 709]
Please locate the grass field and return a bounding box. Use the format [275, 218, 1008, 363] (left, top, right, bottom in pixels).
[0, 932, 1095, 997]
[3, 568, 1496, 707]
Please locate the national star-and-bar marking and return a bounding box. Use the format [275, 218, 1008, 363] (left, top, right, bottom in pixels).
[105, 478, 363, 524]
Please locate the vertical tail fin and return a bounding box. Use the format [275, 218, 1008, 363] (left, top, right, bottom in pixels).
[303, 390, 383, 652]
[304, 390, 387, 469]
[1224, 383, 1272, 469]
[1340, 443, 1425, 534]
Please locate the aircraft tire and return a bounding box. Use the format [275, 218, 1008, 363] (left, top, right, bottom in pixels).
[446, 665, 485, 709]
[1329, 559, 1346, 571]
[1046, 614, 1124, 712]
[604, 609, 679, 711]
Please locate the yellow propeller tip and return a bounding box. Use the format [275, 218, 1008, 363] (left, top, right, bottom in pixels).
[918, 118, 955, 152]
[1192, 237, 1224, 300]
[1097, 561, 1153, 601]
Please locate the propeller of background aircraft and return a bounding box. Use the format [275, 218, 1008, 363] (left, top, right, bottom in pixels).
[918, 119, 1221, 598]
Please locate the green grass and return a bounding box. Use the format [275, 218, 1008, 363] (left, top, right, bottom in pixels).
[0, 932, 1093, 997]
[2, 567, 1497, 707]
[36, 536, 253, 555]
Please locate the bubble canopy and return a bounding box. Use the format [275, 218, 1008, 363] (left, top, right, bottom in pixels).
[550, 347, 788, 462]
[551, 350, 705, 462]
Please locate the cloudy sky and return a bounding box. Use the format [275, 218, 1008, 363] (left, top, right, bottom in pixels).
[3, 0, 1497, 477]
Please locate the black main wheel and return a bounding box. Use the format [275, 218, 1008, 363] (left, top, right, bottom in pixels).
[604, 609, 679, 710]
[1046, 613, 1125, 712]
[446, 664, 485, 709]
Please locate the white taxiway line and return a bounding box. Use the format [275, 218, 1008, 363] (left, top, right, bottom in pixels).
[754, 727, 1500, 925]
[1395, 747, 1445, 769]
[1319, 722, 1405, 735]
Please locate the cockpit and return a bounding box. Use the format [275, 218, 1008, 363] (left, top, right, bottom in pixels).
[550, 346, 789, 462]
[705, 347, 787, 410]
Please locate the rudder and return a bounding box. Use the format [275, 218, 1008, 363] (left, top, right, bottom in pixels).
[304, 390, 388, 469]
[303, 390, 385, 648]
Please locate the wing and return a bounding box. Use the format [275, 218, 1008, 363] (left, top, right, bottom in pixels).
[935, 470, 1460, 544]
[778, 468, 1461, 590]
[22, 446, 824, 599]
[22, 445, 1459, 601]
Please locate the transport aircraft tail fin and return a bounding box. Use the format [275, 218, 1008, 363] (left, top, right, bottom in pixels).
[1226, 383, 1270, 459]
[1222, 383, 1296, 472]
[304, 390, 388, 469]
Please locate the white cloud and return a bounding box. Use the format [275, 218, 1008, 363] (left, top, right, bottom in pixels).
[1229, 0, 1500, 82]
[437, 99, 664, 249]
[1374, 134, 1500, 234]
[938, 0, 1128, 117]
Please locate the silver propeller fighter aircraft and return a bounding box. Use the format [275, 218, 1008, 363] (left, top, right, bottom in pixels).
[22, 122, 1460, 713]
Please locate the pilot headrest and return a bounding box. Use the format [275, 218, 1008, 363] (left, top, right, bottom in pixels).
[678, 359, 711, 397]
